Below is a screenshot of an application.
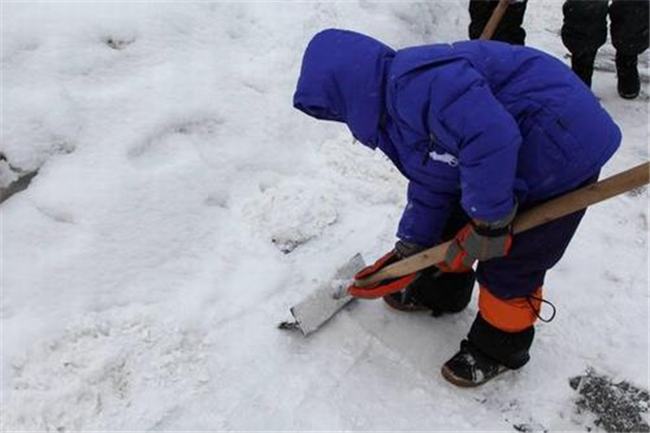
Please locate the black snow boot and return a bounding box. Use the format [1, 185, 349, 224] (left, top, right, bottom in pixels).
[571, 51, 597, 87]
[383, 268, 475, 316]
[441, 313, 534, 387]
[441, 340, 509, 387]
[616, 53, 641, 99]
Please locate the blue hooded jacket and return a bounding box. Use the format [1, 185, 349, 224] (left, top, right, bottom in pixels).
[294, 29, 621, 247]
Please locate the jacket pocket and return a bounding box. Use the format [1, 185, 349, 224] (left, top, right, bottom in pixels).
[520, 106, 584, 170]
[518, 117, 579, 196]
[541, 114, 584, 166]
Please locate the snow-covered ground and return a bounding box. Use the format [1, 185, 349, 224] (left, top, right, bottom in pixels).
[1, 1, 648, 431]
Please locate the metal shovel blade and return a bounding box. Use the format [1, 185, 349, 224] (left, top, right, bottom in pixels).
[281, 253, 366, 336]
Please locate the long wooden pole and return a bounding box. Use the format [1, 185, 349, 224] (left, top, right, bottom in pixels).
[480, 0, 511, 40]
[354, 162, 650, 288]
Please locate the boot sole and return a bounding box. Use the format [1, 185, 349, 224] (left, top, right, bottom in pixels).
[440, 364, 509, 387]
[617, 81, 640, 99]
[619, 92, 640, 100]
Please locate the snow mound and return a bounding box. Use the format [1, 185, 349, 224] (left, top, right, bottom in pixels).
[2, 305, 211, 431]
[244, 178, 339, 254]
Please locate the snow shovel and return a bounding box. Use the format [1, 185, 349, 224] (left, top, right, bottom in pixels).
[280, 162, 648, 336]
[279, 253, 366, 336]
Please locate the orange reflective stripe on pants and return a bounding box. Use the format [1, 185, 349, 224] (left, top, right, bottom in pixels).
[478, 286, 542, 333]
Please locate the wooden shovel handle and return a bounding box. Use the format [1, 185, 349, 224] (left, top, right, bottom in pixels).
[354, 162, 650, 288]
[480, 0, 511, 40]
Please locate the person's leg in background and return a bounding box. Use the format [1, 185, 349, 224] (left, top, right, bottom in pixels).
[561, 0, 609, 87]
[468, 0, 528, 45]
[610, 0, 649, 99]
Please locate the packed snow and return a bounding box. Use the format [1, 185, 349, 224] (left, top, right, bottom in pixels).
[1, 1, 648, 431]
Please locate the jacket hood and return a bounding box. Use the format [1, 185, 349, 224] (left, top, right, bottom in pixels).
[293, 29, 395, 149]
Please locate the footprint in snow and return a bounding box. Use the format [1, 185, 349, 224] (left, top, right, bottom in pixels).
[127, 117, 224, 168]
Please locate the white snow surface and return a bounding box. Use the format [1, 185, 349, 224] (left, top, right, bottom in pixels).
[1, 1, 648, 431]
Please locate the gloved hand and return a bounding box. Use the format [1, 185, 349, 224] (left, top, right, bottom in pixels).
[347, 240, 425, 299]
[442, 204, 517, 272]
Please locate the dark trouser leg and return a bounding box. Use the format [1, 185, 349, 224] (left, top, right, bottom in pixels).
[610, 0, 649, 98]
[610, 0, 649, 56]
[387, 269, 475, 315]
[468, 0, 528, 45]
[561, 0, 609, 86]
